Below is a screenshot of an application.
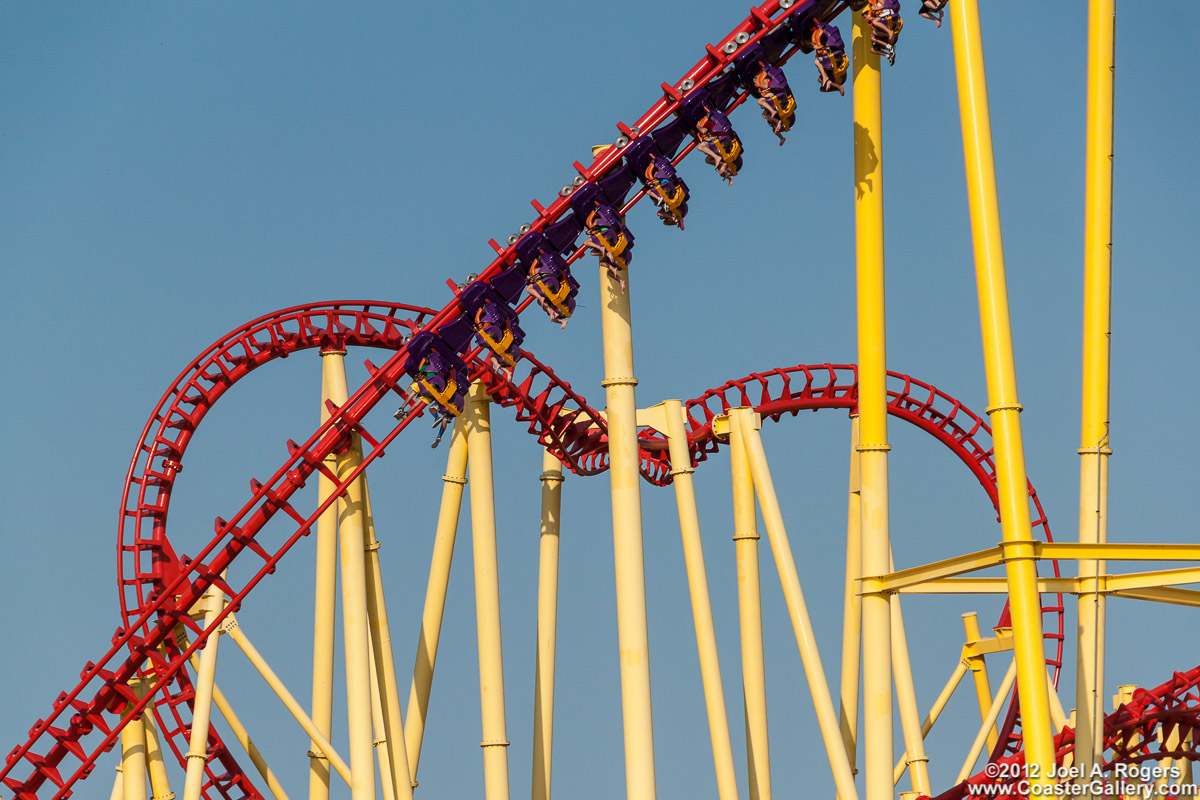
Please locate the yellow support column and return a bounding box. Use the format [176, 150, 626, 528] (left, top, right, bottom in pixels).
[730, 408, 771, 800]
[404, 418, 468, 783]
[962, 613, 999, 755]
[111, 767, 124, 800]
[182, 589, 225, 800]
[837, 415, 862, 796]
[597, 264, 657, 800]
[311, 348, 344, 800]
[949, 0, 1056, 786]
[466, 382, 512, 800]
[141, 696, 175, 800]
[852, 13, 894, 800]
[733, 410, 860, 800]
[362, 481, 415, 800]
[1076, 0, 1116, 793]
[662, 400, 740, 800]
[338, 435, 378, 799]
[888, 554, 931, 795]
[120, 682, 149, 800]
[532, 449, 563, 800]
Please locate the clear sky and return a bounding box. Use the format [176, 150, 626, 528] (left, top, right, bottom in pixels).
[1, 2, 1197, 799]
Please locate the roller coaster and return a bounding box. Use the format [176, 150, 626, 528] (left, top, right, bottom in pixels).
[2, 2, 1197, 800]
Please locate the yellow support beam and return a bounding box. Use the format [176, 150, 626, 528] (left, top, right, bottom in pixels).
[962, 614, 999, 757]
[658, 400, 740, 800]
[734, 411, 860, 800]
[597, 262, 658, 800]
[310, 349, 345, 800]
[1077, 0, 1117, 785]
[838, 415, 863, 796]
[532, 449, 563, 800]
[465, 382, 512, 800]
[949, 0, 1055, 784]
[405, 417, 469, 783]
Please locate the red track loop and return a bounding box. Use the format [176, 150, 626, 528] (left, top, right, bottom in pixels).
[934, 666, 1200, 800]
[107, 303, 1065, 800]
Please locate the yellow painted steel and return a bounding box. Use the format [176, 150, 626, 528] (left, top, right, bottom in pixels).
[310, 350, 344, 800]
[180, 634, 292, 800]
[337, 434, 379, 800]
[466, 382, 513, 800]
[111, 767, 124, 800]
[209, 682, 293, 800]
[662, 400, 740, 800]
[961, 613, 999, 755]
[893, 661, 970, 785]
[1081, 66, 1114, 784]
[532, 449, 563, 800]
[225, 620, 353, 783]
[404, 417, 468, 782]
[120, 682, 149, 800]
[361, 480, 415, 800]
[868, 548, 1005, 593]
[729, 409, 771, 800]
[1109, 586, 1200, 608]
[851, 14, 894, 800]
[182, 589, 225, 800]
[140, 695, 175, 800]
[597, 263, 657, 800]
[948, 0, 1055, 784]
[368, 637, 398, 800]
[837, 415, 862, 795]
[887, 552, 931, 795]
[733, 411, 860, 800]
[955, 659, 1018, 784]
[1045, 669, 1069, 733]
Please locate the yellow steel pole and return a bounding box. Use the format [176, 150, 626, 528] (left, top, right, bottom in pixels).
[111, 767, 124, 800]
[310, 348, 344, 800]
[361, 480, 415, 800]
[1076, 0, 1116, 792]
[730, 408, 771, 800]
[225, 620, 353, 783]
[532, 449, 563, 800]
[597, 264, 657, 800]
[894, 661, 971, 785]
[663, 400, 740, 800]
[181, 634, 293, 800]
[338, 431, 379, 800]
[368, 637, 398, 800]
[948, 0, 1056, 785]
[837, 415, 863, 796]
[733, 410, 860, 800]
[961, 613, 999, 754]
[887, 552, 931, 795]
[404, 418, 468, 783]
[852, 13, 894, 800]
[140, 697, 175, 800]
[955, 659, 1018, 784]
[182, 589, 225, 800]
[209, 682, 293, 800]
[120, 682, 149, 800]
[466, 382, 512, 800]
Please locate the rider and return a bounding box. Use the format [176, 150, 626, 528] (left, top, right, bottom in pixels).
[695, 107, 740, 185]
[812, 20, 848, 96]
[864, 0, 903, 65]
[643, 156, 688, 229]
[754, 62, 793, 145]
[919, 0, 947, 27]
[584, 202, 631, 291]
[524, 249, 573, 328]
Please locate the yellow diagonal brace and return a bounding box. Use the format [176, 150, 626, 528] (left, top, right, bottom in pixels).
[1109, 587, 1200, 608]
[863, 548, 1004, 593]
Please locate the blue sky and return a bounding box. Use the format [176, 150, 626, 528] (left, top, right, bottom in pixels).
[1, 2, 1197, 798]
